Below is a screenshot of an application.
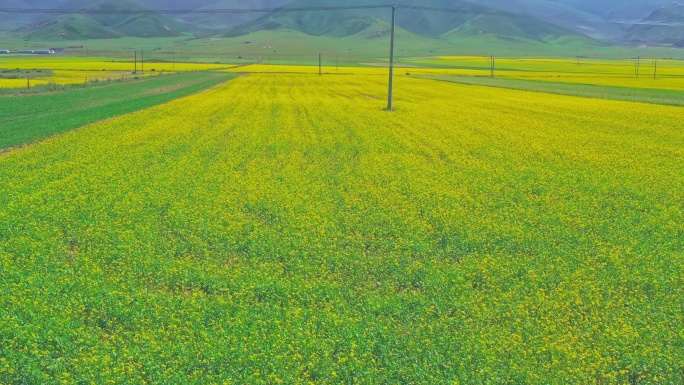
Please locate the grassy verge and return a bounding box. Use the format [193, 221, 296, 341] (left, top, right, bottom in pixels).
[0, 72, 236, 149]
[419, 75, 684, 106]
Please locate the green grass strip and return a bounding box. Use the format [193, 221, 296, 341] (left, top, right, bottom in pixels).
[419, 75, 684, 106]
[0, 72, 236, 150]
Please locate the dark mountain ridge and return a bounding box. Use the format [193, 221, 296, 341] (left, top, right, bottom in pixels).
[625, 3, 684, 47]
[463, 0, 680, 44]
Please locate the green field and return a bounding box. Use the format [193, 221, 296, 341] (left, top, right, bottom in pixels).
[0, 72, 234, 150]
[1, 69, 683, 384]
[2, 30, 683, 64]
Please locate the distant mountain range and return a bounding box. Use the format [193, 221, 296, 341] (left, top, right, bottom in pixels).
[136, 0, 291, 29]
[465, 0, 679, 43]
[17, 0, 186, 39]
[226, 0, 584, 44]
[0, 0, 682, 47]
[625, 3, 684, 47]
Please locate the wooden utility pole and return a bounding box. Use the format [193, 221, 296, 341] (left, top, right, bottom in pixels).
[386, 5, 397, 111]
[490, 55, 495, 78]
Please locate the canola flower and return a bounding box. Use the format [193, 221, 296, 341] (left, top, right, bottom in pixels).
[416, 56, 684, 90]
[226, 61, 684, 91]
[425, 56, 684, 77]
[0, 57, 231, 72]
[0, 71, 150, 88]
[0, 78, 50, 88]
[0, 68, 231, 89]
[0, 74, 682, 384]
[224, 64, 485, 77]
[0, 57, 235, 87]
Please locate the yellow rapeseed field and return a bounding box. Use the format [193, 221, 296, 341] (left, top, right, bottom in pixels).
[0, 56, 230, 71]
[0, 78, 49, 88]
[0, 57, 234, 87]
[410, 56, 684, 90]
[0, 74, 682, 384]
[226, 61, 684, 91]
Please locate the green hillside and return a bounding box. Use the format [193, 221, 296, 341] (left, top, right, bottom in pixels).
[440, 12, 585, 43]
[178, 0, 293, 29]
[22, 0, 188, 40]
[224, 0, 383, 37]
[26, 14, 122, 40]
[226, 0, 599, 46]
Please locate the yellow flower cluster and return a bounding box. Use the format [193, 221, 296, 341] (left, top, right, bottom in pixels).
[0, 73, 682, 384]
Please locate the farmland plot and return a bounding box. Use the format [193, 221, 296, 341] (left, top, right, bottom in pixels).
[0, 74, 682, 384]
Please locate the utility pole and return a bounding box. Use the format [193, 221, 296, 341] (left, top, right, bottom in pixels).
[386, 5, 397, 111]
[142, 49, 145, 75]
[27, 75, 30, 90]
[319, 53, 322, 75]
[336, 55, 339, 71]
[635, 56, 640, 78]
[134, 51, 137, 73]
[172, 51, 175, 69]
[653, 59, 658, 80]
[490, 55, 495, 78]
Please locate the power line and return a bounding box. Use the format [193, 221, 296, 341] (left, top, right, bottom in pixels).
[0, 5, 391, 15]
[0, 5, 682, 26]
[400, 5, 684, 26]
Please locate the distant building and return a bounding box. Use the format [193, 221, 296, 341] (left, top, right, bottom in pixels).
[18, 50, 34, 54]
[35, 50, 55, 54]
[50, 48, 66, 53]
[0, 50, 11, 54]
